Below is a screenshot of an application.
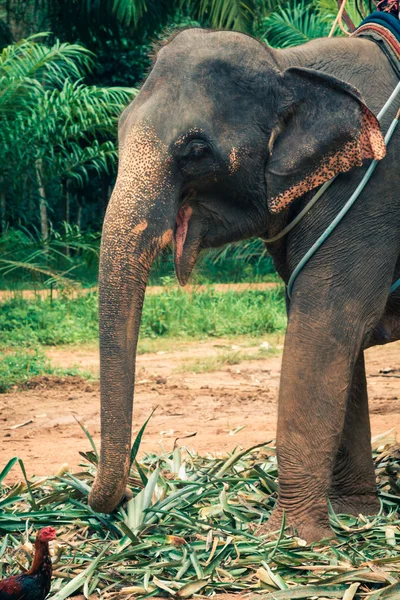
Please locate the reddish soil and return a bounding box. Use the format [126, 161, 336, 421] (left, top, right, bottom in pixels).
[1, 339, 400, 482]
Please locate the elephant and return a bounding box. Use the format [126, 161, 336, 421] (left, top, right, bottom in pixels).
[88, 27, 400, 542]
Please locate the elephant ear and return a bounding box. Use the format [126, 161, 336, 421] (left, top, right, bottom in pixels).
[266, 67, 386, 214]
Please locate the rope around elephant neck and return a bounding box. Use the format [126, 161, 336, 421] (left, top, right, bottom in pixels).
[261, 80, 400, 300]
[287, 105, 400, 299]
[261, 81, 400, 246]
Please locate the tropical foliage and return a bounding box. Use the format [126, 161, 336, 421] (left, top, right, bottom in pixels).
[0, 225, 100, 287]
[0, 35, 134, 284]
[262, 0, 334, 47]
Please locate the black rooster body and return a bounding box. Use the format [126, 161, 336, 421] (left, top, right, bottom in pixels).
[0, 527, 56, 600]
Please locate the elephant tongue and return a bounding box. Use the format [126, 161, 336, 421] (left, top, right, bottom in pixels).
[174, 205, 193, 266]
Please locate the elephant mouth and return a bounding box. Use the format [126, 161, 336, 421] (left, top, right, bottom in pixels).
[175, 205, 193, 266]
[174, 202, 202, 286]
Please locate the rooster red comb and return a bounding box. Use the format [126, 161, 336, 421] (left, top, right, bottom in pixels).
[37, 527, 57, 541]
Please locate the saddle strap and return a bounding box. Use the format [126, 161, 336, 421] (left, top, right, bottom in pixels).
[353, 12, 400, 78]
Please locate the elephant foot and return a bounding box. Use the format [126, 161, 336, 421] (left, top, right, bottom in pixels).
[329, 494, 380, 516]
[254, 506, 335, 544]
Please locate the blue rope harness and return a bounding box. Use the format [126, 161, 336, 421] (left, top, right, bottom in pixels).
[287, 83, 400, 299]
[263, 81, 400, 300]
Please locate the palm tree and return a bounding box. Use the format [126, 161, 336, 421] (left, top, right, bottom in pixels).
[262, 0, 334, 48]
[0, 34, 133, 283]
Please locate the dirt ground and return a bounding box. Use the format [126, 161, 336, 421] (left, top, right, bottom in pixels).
[1, 338, 400, 482]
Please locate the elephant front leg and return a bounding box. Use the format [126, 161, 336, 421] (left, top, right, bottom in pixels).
[265, 314, 362, 543]
[330, 352, 379, 515]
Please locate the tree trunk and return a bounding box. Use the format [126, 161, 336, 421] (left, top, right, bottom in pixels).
[77, 203, 82, 230]
[64, 179, 71, 257]
[0, 190, 6, 235]
[36, 159, 49, 241]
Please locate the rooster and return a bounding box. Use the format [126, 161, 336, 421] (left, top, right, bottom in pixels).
[0, 527, 57, 600]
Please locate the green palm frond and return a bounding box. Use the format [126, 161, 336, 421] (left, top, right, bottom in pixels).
[262, 0, 335, 48]
[62, 0, 175, 37]
[37, 80, 135, 143]
[0, 34, 134, 186]
[49, 140, 119, 187]
[317, 0, 373, 27]
[110, 0, 149, 25]
[0, 35, 92, 84]
[0, 225, 100, 284]
[208, 237, 269, 264]
[182, 0, 258, 32]
[0, 36, 93, 116]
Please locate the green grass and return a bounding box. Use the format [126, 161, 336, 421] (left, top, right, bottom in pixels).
[142, 286, 286, 338]
[148, 250, 278, 285]
[1, 286, 286, 347]
[176, 346, 279, 373]
[0, 349, 51, 393]
[0, 293, 99, 347]
[0, 286, 286, 390]
[1, 434, 400, 599]
[176, 350, 243, 373]
[0, 349, 91, 393]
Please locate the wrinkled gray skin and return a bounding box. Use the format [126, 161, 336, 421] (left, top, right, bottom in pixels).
[88, 28, 400, 542]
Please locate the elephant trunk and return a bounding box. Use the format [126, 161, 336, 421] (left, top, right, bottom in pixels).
[88, 122, 174, 513]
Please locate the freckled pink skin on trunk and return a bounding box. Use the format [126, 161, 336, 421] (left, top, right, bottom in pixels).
[174, 205, 193, 273]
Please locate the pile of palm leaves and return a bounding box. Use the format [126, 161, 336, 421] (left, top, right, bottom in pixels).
[1, 424, 400, 600]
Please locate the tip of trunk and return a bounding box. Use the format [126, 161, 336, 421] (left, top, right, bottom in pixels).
[89, 486, 123, 514]
[89, 464, 131, 513]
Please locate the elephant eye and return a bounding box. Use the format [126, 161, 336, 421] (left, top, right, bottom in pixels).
[185, 139, 210, 159]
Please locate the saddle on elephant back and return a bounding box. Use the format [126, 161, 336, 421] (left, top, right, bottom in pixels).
[353, 3, 400, 78]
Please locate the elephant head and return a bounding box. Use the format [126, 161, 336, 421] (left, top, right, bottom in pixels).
[88, 29, 384, 513]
